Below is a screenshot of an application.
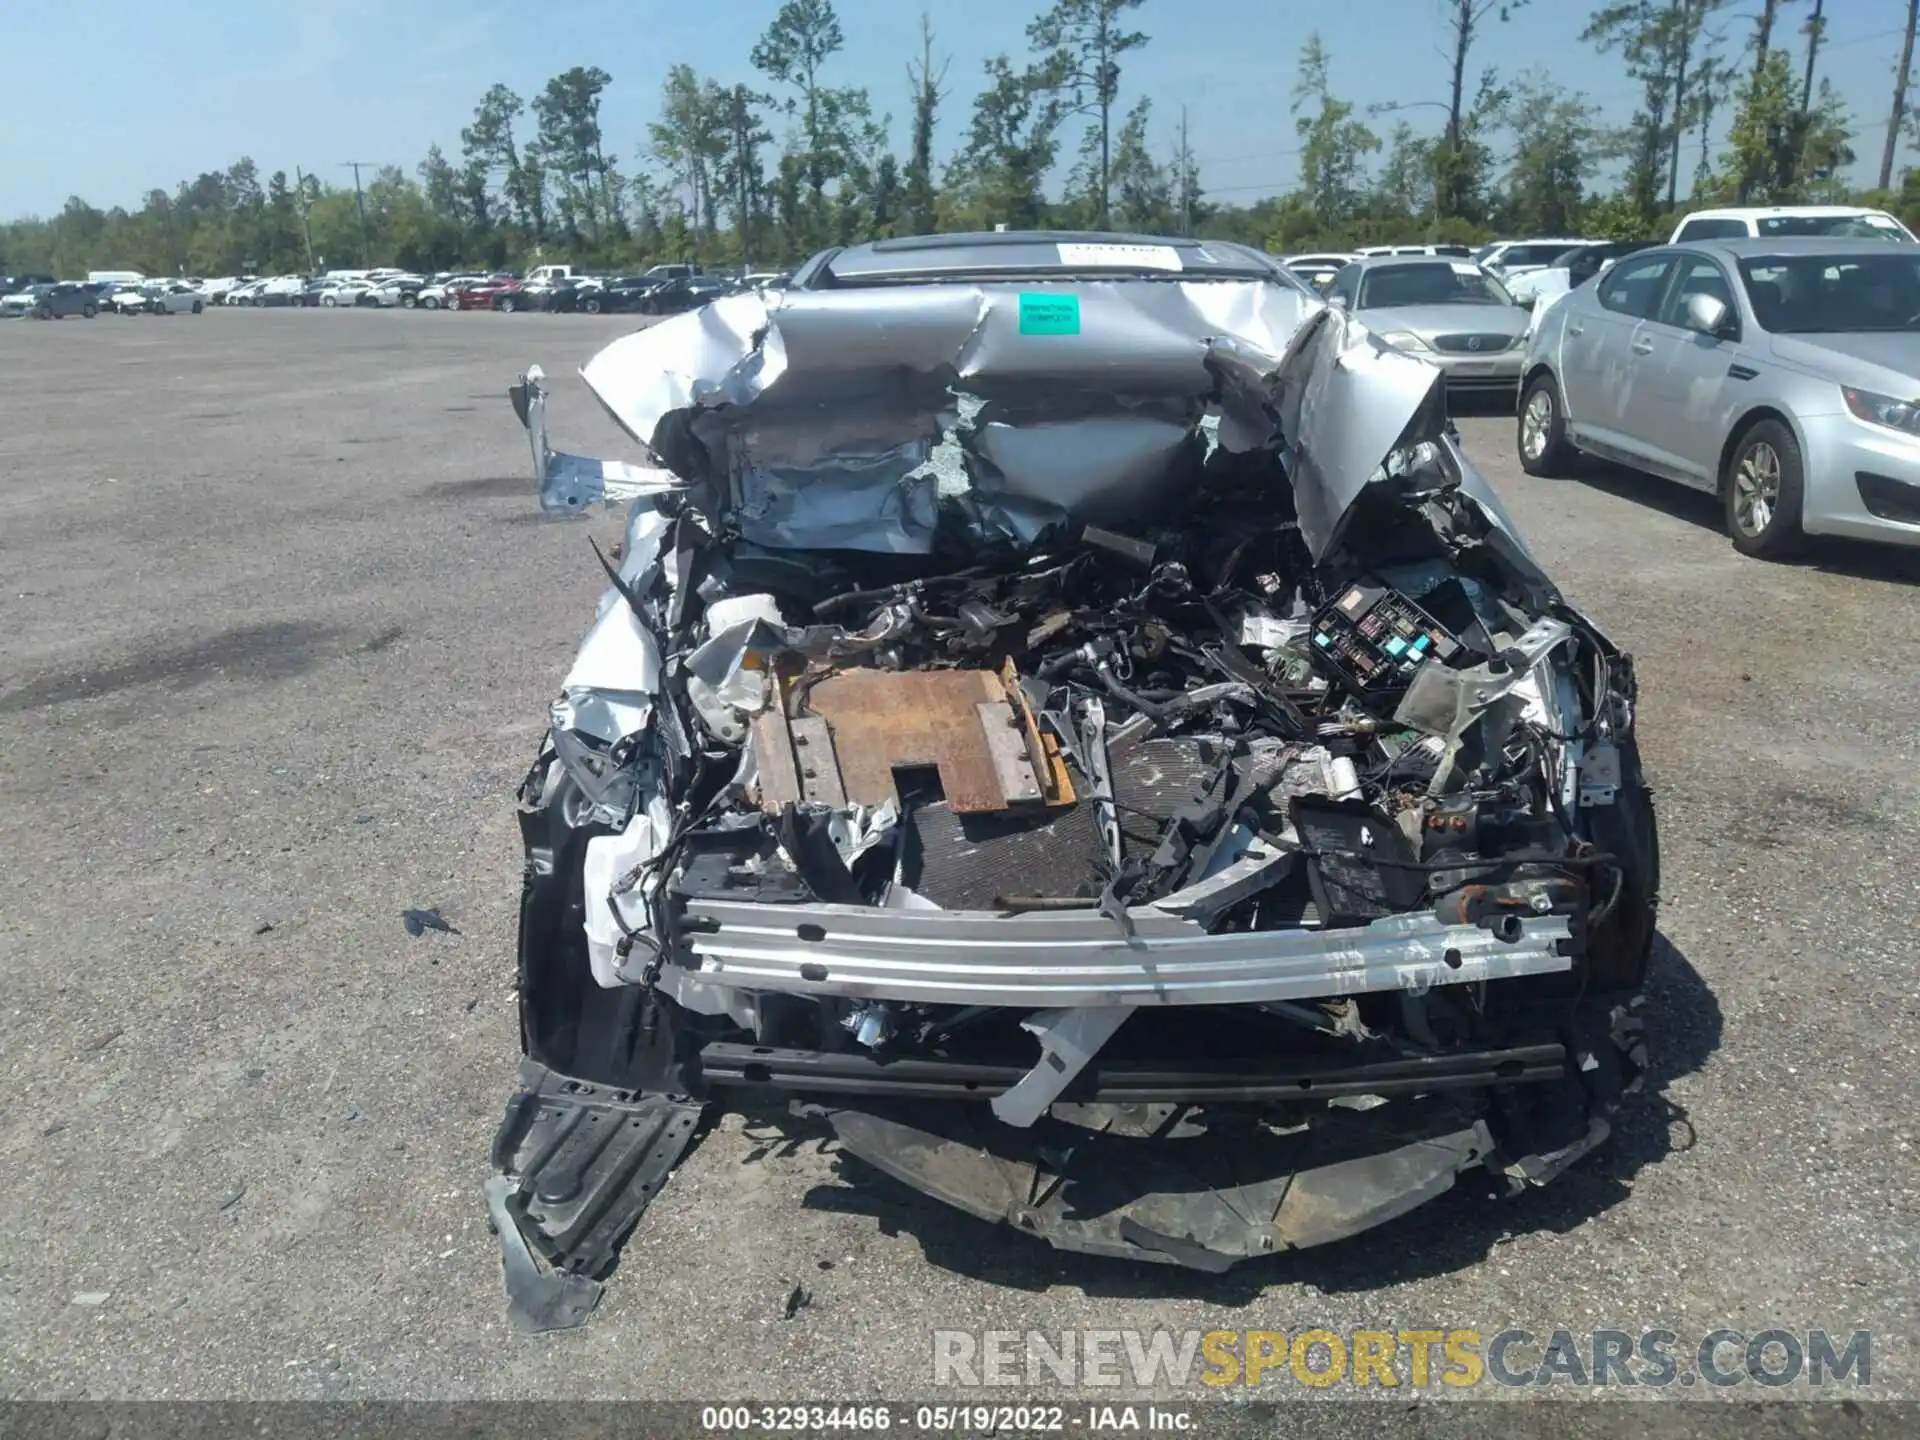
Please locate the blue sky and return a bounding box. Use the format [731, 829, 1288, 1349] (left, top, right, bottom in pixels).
[3, 0, 1911, 218]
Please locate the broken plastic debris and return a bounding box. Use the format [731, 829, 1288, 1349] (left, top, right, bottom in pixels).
[402, 907, 456, 937]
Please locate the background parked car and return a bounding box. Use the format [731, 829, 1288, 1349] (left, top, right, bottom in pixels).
[1326, 256, 1529, 400]
[417, 275, 485, 309]
[359, 275, 426, 307]
[1280, 251, 1355, 290]
[1479, 238, 1599, 282]
[147, 281, 206, 315]
[488, 281, 534, 313]
[108, 281, 167, 314]
[1352, 243, 1474, 259]
[637, 273, 730, 315]
[2, 273, 58, 296]
[448, 278, 512, 311]
[3, 282, 99, 319]
[575, 274, 661, 312]
[250, 275, 311, 307]
[1669, 205, 1915, 244]
[1520, 237, 1920, 558]
[1505, 240, 1658, 306]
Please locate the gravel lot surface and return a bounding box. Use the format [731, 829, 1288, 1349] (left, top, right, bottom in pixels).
[1, 310, 1914, 1424]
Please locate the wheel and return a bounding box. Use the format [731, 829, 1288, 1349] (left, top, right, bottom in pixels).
[498, 296, 517, 313]
[36, 304, 51, 320]
[583, 295, 602, 313]
[1517, 371, 1575, 477]
[82, 303, 97, 318]
[192, 300, 202, 314]
[1724, 418, 1806, 559]
[421, 295, 439, 310]
[322, 294, 336, 307]
[401, 293, 416, 309]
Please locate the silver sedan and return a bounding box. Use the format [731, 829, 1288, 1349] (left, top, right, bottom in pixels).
[1519, 237, 1920, 557]
[1325, 257, 1531, 399]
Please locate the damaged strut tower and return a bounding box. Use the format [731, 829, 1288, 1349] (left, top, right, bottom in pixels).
[490, 240, 1658, 1328]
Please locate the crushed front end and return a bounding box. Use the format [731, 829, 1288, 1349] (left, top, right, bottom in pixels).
[488, 272, 1658, 1328]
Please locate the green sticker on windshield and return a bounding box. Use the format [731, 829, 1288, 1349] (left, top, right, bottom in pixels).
[1019, 293, 1081, 335]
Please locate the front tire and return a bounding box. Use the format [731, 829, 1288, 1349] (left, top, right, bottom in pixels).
[1517, 372, 1575, 477]
[498, 296, 517, 313]
[582, 295, 602, 314]
[322, 295, 336, 307]
[401, 293, 416, 309]
[82, 303, 97, 318]
[1725, 418, 1806, 559]
[421, 295, 439, 310]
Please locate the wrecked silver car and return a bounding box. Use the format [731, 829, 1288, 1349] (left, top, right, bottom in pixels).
[488, 232, 1658, 1330]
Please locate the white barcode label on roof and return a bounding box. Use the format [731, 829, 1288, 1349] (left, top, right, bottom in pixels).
[1056, 242, 1185, 271]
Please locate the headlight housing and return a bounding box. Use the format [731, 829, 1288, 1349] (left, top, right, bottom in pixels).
[1377, 330, 1431, 353]
[1843, 385, 1920, 437]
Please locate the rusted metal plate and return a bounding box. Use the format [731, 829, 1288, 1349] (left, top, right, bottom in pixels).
[976, 701, 1045, 806]
[802, 668, 1014, 814]
[750, 709, 804, 811]
[788, 715, 846, 809]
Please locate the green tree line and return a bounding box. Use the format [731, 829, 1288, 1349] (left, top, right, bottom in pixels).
[3, 0, 1914, 279]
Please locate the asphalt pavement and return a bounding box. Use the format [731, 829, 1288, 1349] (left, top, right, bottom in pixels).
[0, 310, 1914, 1420]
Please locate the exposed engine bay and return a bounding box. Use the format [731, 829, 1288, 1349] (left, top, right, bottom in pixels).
[488, 270, 1658, 1330]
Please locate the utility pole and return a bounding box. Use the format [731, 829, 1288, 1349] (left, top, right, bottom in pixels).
[1798, 0, 1825, 114]
[1881, 0, 1919, 191]
[294, 166, 318, 274]
[341, 161, 376, 266]
[1178, 105, 1191, 237]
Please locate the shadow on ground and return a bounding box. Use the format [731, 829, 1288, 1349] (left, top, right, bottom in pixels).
[1540, 458, 1920, 586]
[764, 934, 1720, 1303]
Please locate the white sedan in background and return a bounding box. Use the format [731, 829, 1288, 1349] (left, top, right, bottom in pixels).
[417, 275, 481, 309]
[112, 281, 204, 315]
[360, 275, 426, 308]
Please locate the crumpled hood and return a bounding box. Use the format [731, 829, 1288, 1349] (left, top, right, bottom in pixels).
[572, 279, 1473, 563]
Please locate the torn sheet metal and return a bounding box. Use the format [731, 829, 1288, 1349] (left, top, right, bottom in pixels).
[826, 797, 901, 869]
[684, 592, 784, 745]
[578, 282, 1314, 553]
[1209, 312, 1446, 562]
[548, 508, 673, 748]
[959, 403, 1202, 544]
[511, 365, 683, 513]
[991, 1006, 1132, 1127]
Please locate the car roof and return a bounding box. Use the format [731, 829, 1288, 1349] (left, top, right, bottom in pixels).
[805, 230, 1284, 285]
[1680, 204, 1890, 220]
[1674, 236, 1918, 259]
[1344, 254, 1482, 270]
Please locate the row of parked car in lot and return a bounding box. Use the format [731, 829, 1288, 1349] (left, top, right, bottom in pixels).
[1265, 204, 1920, 557]
[0, 263, 784, 320]
[11, 205, 1919, 559]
